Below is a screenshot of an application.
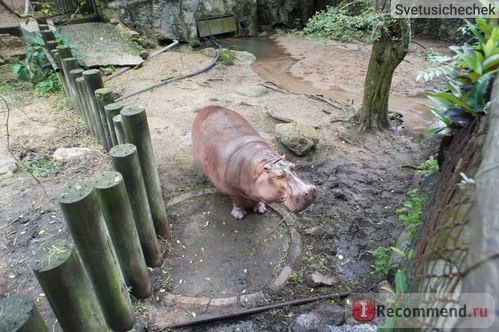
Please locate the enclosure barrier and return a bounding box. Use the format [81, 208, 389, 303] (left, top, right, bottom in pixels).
[31, 239, 107, 331]
[401, 77, 499, 330]
[28, 28, 175, 331]
[94, 170, 154, 298]
[58, 182, 136, 331]
[0, 294, 48, 331]
[110, 144, 163, 267]
[121, 106, 171, 239]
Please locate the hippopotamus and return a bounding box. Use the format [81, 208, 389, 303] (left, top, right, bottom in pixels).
[192, 105, 317, 219]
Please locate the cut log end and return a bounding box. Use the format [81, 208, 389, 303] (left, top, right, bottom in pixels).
[110, 143, 137, 158]
[30, 239, 74, 272]
[94, 171, 123, 190]
[57, 182, 94, 205]
[0, 295, 48, 332]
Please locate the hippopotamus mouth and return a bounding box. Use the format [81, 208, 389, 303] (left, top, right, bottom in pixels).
[283, 184, 317, 213]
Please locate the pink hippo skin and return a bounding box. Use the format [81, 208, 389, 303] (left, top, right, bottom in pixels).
[192, 105, 317, 219]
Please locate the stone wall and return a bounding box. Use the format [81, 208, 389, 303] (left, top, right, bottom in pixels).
[102, 0, 257, 42]
[99, 0, 467, 43]
[412, 18, 467, 42]
[100, 0, 338, 42]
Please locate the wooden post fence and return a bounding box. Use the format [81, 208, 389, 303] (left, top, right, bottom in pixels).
[94, 171, 153, 298]
[110, 144, 163, 267]
[31, 239, 107, 331]
[121, 106, 171, 239]
[95, 87, 118, 147]
[58, 182, 135, 331]
[83, 69, 112, 150]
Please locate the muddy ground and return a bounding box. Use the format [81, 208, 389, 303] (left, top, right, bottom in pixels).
[0, 32, 449, 330]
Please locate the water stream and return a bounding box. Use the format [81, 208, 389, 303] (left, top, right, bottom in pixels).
[223, 36, 439, 134]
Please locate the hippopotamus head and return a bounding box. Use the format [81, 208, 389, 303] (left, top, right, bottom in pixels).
[252, 156, 317, 213]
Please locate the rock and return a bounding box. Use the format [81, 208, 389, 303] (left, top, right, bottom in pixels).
[305, 271, 338, 287]
[202, 47, 217, 58]
[0, 156, 17, 175]
[292, 302, 345, 331]
[53, 147, 99, 161]
[232, 50, 256, 65]
[275, 122, 319, 156]
[236, 85, 268, 97]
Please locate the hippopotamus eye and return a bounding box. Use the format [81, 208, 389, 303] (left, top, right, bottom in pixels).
[275, 170, 285, 179]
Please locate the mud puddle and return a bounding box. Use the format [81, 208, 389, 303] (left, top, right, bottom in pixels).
[223, 36, 440, 134]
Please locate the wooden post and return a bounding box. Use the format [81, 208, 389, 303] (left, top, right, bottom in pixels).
[94, 171, 153, 299]
[0, 295, 48, 332]
[31, 239, 107, 331]
[95, 88, 117, 147]
[55, 45, 72, 96]
[113, 114, 125, 145]
[62, 57, 81, 112]
[105, 102, 124, 147]
[58, 182, 135, 331]
[69, 69, 90, 129]
[76, 77, 99, 139]
[45, 40, 58, 51]
[40, 29, 55, 43]
[83, 69, 112, 150]
[110, 144, 163, 267]
[121, 106, 171, 239]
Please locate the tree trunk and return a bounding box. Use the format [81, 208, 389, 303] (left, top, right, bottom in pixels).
[357, 18, 410, 131]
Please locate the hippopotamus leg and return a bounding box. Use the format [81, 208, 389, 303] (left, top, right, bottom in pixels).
[252, 201, 267, 214]
[230, 196, 247, 220]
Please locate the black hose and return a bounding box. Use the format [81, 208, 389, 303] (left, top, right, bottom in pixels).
[164, 292, 351, 329]
[115, 37, 221, 102]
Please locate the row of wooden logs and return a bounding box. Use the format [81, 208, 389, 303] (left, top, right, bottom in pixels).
[0, 26, 172, 331]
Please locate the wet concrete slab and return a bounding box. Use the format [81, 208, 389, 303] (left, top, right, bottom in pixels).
[145, 188, 303, 329]
[164, 189, 302, 299]
[60, 22, 144, 68]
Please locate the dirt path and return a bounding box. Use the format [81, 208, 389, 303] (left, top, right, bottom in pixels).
[0, 33, 445, 329]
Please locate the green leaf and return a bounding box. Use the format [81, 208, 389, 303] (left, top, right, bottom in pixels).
[395, 270, 408, 294]
[484, 37, 497, 58]
[482, 53, 499, 71]
[428, 91, 473, 113]
[475, 18, 492, 36]
[465, 19, 486, 45]
[430, 108, 453, 127]
[390, 247, 407, 258]
[468, 73, 492, 113]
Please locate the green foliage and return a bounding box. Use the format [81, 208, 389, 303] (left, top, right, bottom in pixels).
[370, 246, 391, 278]
[218, 49, 236, 65]
[371, 155, 438, 281]
[397, 188, 423, 238]
[419, 18, 499, 129]
[302, 1, 379, 42]
[18, 155, 63, 178]
[416, 155, 439, 177]
[11, 32, 62, 95]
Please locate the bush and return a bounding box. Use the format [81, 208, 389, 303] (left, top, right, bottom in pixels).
[12, 32, 62, 94]
[302, 1, 379, 42]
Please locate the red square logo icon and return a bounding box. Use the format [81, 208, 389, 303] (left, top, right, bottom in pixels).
[352, 299, 376, 321]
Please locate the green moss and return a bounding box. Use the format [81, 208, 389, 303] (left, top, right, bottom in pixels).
[219, 49, 236, 65]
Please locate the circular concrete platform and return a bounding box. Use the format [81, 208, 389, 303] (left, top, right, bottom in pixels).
[165, 189, 302, 300]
